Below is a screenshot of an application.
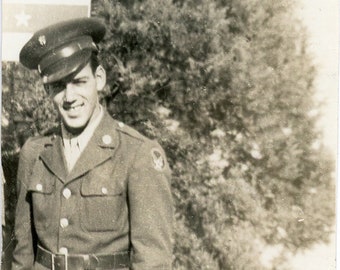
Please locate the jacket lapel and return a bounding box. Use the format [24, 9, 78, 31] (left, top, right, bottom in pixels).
[67, 112, 119, 181]
[39, 112, 119, 183]
[39, 135, 68, 182]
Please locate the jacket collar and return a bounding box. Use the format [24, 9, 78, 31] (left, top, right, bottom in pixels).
[40, 111, 119, 182]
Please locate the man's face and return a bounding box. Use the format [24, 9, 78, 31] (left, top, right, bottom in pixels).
[45, 63, 106, 133]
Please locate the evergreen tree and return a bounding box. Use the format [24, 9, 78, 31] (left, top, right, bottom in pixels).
[2, 0, 334, 268]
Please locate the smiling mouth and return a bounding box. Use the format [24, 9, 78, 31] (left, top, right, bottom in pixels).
[63, 103, 84, 111]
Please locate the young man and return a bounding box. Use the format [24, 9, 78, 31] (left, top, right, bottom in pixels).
[12, 18, 173, 270]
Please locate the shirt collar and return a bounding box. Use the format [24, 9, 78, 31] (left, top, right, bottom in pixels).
[61, 105, 104, 151]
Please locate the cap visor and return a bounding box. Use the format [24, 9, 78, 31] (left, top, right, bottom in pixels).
[42, 49, 92, 84]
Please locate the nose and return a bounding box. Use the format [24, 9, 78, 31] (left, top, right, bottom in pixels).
[63, 83, 76, 103]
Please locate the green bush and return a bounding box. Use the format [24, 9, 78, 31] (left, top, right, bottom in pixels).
[2, 0, 334, 269]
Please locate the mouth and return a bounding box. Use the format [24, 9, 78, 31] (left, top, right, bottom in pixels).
[62, 102, 85, 113]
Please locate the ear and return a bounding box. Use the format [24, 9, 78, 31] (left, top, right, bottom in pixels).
[95, 65, 106, 91]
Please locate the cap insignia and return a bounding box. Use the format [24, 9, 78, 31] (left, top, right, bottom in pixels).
[38, 35, 46, 46]
[151, 148, 165, 171]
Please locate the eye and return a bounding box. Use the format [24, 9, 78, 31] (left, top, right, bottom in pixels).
[73, 78, 87, 86]
[44, 81, 66, 95]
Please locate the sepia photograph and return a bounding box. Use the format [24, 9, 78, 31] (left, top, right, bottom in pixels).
[1, 0, 338, 269]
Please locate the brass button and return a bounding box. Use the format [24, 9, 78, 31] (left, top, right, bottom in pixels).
[62, 188, 71, 199]
[102, 135, 112, 145]
[60, 218, 69, 228]
[36, 184, 43, 191]
[59, 247, 68, 254]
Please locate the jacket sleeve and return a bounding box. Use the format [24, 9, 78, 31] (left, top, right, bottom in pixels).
[12, 139, 36, 270]
[128, 140, 173, 270]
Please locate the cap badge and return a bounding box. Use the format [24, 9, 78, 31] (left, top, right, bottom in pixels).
[151, 148, 165, 171]
[38, 35, 46, 46]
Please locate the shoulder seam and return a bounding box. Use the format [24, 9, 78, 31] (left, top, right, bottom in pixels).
[24, 135, 54, 150]
[116, 125, 146, 142]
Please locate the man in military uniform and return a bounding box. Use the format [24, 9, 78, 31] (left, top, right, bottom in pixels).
[12, 18, 173, 270]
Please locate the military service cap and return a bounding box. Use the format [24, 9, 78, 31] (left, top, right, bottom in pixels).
[19, 17, 106, 84]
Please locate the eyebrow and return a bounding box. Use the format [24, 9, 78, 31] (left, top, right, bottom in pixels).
[72, 76, 89, 82]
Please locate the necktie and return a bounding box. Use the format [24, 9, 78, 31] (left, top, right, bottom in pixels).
[64, 137, 81, 172]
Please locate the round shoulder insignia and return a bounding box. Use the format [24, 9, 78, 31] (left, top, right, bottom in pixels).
[151, 148, 165, 171]
[102, 134, 112, 145]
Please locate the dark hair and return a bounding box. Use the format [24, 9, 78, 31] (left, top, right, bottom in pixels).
[89, 51, 100, 74]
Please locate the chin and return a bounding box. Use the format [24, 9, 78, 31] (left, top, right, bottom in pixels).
[63, 118, 88, 132]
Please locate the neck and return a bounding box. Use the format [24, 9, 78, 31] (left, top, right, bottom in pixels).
[63, 125, 86, 136]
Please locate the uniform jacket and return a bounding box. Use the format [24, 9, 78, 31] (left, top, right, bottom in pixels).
[12, 111, 173, 270]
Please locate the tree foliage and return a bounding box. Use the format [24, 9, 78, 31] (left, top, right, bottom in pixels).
[2, 0, 335, 269]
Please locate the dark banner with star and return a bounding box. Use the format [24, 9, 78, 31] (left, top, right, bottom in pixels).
[2, 0, 91, 61]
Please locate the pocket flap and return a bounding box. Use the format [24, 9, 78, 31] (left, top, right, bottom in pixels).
[27, 160, 55, 194]
[80, 174, 123, 197]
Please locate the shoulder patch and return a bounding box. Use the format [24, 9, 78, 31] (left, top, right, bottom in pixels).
[151, 148, 165, 171]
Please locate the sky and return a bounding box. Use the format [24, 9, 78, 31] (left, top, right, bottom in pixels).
[297, 0, 338, 153]
[290, 0, 338, 269]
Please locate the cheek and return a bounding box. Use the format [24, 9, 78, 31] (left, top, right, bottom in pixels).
[86, 88, 99, 104]
[52, 93, 63, 107]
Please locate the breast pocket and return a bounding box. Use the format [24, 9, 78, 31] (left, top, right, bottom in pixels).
[27, 161, 56, 230]
[80, 172, 125, 232]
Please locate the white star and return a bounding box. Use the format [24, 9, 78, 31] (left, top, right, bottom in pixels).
[15, 10, 31, 27]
